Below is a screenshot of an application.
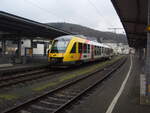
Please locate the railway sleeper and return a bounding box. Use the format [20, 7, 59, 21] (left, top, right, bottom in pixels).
[33, 102, 59, 109]
[45, 98, 65, 104]
[47, 96, 67, 103]
[49, 95, 72, 101]
[29, 105, 54, 113]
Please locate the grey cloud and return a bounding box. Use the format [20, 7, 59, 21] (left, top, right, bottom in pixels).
[0, 0, 123, 31]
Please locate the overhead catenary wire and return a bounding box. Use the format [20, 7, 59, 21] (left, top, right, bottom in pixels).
[87, 0, 114, 28]
[23, 0, 99, 29]
[32, 0, 96, 26]
[24, 0, 87, 25]
[89, 0, 125, 33]
[23, 0, 66, 22]
[23, 0, 116, 32]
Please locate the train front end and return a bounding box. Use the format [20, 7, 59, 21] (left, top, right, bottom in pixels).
[48, 36, 70, 65]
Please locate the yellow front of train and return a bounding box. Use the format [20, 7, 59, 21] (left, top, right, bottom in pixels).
[48, 36, 81, 65]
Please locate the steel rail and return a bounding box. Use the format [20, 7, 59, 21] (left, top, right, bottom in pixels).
[2, 57, 126, 113]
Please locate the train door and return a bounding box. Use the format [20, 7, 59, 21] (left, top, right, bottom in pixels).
[67, 42, 78, 61]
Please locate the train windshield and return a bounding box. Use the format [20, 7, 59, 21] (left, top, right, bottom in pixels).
[51, 40, 70, 53]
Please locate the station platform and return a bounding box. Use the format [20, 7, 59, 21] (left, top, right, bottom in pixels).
[66, 55, 150, 113]
[0, 63, 49, 74]
[0, 55, 49, 74]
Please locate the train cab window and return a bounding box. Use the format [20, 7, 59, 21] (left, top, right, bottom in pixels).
[79, 43, 82, 53]
[71, 43, 76, 53]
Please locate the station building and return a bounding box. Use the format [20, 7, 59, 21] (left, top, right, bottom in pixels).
[0, 11, 71, 65]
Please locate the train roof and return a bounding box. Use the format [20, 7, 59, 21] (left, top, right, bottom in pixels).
[55, 35, 74, 40]
[89, 41, 110, 48]
[55, 35, 111, 49]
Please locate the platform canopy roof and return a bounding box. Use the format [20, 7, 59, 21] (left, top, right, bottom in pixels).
[111, 0, 147, 48]
[0, 11, 72, 39]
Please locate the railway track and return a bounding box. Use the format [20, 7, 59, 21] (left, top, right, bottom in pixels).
[0, 64, 49, 76]
[0, 64, 82, 89]
[0, 62, 92, 89]
[2, 57, 126, 113]
[0, 58, 119, 89]
[0, 68, 55, 88]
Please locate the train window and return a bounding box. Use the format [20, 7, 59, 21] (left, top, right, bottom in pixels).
[107, 48, 109, 54]
[51, 40, 70, 53]
[106, 48, 108, 54]
[95, 46, 96, 55]
[95, 46, 98, 55]
[109, 49, 111, 54]
[97, 46, 99, 55]
[79, 43, 82, 53]
[103, 48, 105, 54]
[84, 44, 87, 53]
[71, 43, 76, 53]
[88, 44, 90, 53]
[98, 47, 100, 55]
[104, 48, 105, 53]
[97, 47, 99, 55]
[102, 47, 104, 53]
[94, 46, 96, 55]
[99, 47, 101, 55]
[96, 46, 98, 55]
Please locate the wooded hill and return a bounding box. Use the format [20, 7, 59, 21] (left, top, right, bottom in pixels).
[47, 22, 128, 44]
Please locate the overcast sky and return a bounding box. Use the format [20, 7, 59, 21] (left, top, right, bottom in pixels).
[0, 0, 124, 33]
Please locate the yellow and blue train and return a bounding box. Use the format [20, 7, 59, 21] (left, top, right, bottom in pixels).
[48, 35, 113, 65]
